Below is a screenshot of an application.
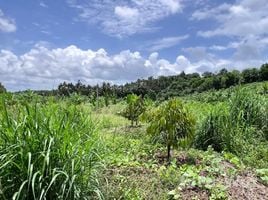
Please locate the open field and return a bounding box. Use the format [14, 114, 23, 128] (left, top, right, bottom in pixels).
[0, 81, 268, 199]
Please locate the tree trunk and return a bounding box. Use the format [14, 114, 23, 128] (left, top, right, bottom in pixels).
[167, 144, 171, 164]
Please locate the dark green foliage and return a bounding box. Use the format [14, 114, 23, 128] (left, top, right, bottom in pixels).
[55, 64, 267, 101]
[0, 82, 6, 93]
[260, 63, 268, 81]
[104, 94, 109, 107]
[242, 68, 260, 83]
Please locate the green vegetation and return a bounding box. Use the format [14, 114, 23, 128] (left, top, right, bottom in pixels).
[256, 169, 268, 185]
[0, 78, 267, 199]
[144, 99, 195, 162]
[0, 97, 103, 199]
[122, 94, 145, 126]
[0, 82, 6, 93]
[55, 63, 268, 100]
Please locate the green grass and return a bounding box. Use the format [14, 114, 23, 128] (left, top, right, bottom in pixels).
[0, 97, 103, 199]
[95, 82, 268, 199]
[0, 81, 267, 199]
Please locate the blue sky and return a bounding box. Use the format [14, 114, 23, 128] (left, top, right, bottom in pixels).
[0, 0, 267, 91]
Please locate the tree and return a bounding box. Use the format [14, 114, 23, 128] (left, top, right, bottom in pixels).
[202, 71, 214, 78]
[198, 78, 213, 91]
[242, 68, 260, 83]
[144, 99, 195, 162]
[260, 63, 268, 81]
[225, 70, 241, 87]
[122, 94, 146, 126]
[218, 68, 228, 75]
[0, 82, 6, 93]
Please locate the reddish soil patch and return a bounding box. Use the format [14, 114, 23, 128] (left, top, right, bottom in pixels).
[226, 172, 268, 200]
[181, 188, 209, 200]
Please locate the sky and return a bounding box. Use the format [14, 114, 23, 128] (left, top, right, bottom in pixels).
[0, 0, 268, 91]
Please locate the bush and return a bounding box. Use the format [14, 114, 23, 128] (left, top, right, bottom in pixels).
[0, 99, 103, 199]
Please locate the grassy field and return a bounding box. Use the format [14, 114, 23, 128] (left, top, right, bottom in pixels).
[0, 82, 268, 199]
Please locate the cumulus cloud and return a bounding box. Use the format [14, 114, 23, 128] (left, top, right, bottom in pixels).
[0, 46, 153, 91]
[192, 0, 268, 63]
[0, 44, 266, 91]
[192, 0, 268, 38]
[67, 0, 183, 37]
[0, 9, 16, 32]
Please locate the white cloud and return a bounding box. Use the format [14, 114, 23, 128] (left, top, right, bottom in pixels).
[160, 0, 182, 14]
[67, 0, 183, 37]
[192, 0, 268, 63]
[0, 45, 153, 90]
[0, 9, 16, 32]
[0, 44, 266, 91]
[192, 0, 268, 38]
[146, 35, 189, 51]
[114, 6, 139, 19]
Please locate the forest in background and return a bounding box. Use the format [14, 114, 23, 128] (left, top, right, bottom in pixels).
[56, 63, 268, 99]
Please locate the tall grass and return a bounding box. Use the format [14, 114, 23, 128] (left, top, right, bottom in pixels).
[194, 87, 268, 167]
[229, 87, 268, 141]
[0, 98, 103, 199]
[194, 105, 229, 152]
[229, 88, 268, 134]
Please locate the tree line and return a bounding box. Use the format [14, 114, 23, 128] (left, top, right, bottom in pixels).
[1, 63, 268, 97]
[57, 63, 268, 100]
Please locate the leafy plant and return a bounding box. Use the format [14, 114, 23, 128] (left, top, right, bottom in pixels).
[256, 169, 268, 185]
[122, 94, 146, 126]
[144, 99, 195, 162]
[167, 165, 227, 200]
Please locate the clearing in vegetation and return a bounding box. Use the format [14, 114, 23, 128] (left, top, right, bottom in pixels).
[0, 81, 267, 199]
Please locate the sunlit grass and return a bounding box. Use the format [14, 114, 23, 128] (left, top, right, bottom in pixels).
[0, 98, 103, 199]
